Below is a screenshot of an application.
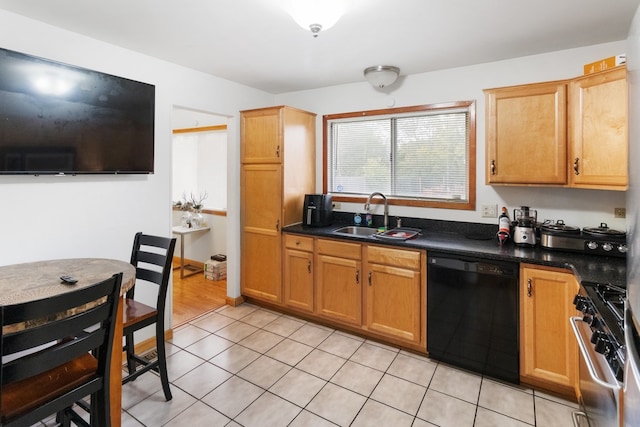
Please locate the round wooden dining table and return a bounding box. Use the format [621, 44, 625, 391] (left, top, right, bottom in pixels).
[0, 258, 136, 427]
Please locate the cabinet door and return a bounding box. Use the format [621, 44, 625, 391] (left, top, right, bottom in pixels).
[569, 67, 628, 189]
[241, 164, 282, 302]
[485, 81, 567, 184]
[520, 265, 579, 395]
[365, 263, 421, 343]
[316, 254, 362, 326]
[284, 243, 314, 313]
[241, 107, 282, 164]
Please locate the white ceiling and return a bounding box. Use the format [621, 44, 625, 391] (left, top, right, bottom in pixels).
[0, 0, 639, 94]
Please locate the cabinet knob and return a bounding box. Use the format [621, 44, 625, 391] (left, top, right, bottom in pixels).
[276, 220, 280, 231]
[368, 271, 372, 286]
[527, 278, 533, 297]
[491, 160, 496, 175]
[295, 240, 300, 246]
[573, 157, 580, 175]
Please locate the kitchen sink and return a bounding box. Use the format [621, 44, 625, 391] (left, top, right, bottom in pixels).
[332, 226, 381, 237]
[374, 227, 421, 241]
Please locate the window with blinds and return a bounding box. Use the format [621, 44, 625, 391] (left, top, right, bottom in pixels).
[324, 101, 476, 209]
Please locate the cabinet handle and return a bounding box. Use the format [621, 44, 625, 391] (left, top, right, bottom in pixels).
[368, 271, 372, 286]
[276, 220, 280, 231]
[573, 157, 580, 175]
[307, 260, 311, 274]
[491, 160, 496, 175]
[276, 145, 280, 157]
[355, 270, 359, 285]
[295, 240, 300, 246]
[527, 278, 532, 297]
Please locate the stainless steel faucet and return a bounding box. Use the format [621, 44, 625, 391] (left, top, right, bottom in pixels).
[364, 192, 389, 230]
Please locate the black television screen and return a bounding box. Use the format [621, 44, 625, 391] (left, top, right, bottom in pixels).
[0, 47, 155, 175]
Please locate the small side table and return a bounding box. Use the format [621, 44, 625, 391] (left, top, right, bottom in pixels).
[171, 225, 211, 278]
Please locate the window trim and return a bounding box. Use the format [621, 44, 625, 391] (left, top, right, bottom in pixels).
[322, 101, 476, 211]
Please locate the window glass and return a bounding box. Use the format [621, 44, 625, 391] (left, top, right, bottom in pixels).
[324, 102, 475, 210]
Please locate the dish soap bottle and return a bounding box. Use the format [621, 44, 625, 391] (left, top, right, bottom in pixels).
[497, 206, 511, 246]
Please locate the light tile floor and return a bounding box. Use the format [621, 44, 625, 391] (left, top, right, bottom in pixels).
[57, 303, 582, 426]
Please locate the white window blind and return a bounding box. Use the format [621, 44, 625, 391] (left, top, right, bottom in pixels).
[327, 107, 470, 202]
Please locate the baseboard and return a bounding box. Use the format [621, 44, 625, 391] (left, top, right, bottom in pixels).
[173, 256, 204, 269]
[226, 295, 245, 307]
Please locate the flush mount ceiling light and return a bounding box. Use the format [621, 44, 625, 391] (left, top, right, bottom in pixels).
[289, 0, 345, 37]
[364, 65, 400, 88]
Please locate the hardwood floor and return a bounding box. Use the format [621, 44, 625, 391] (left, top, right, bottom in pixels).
[172, 271, 227, 327]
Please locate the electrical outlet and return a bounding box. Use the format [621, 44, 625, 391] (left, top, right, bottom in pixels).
[614, 207, 626, 218]
[482, 204, 498, 218]
[333, 202, 341, 210]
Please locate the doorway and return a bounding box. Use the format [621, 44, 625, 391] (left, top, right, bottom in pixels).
[171, 106, 229, 326]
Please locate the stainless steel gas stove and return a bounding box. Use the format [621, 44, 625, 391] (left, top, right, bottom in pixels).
[572, 281, 626, 426]
[540, 221, 627, 258]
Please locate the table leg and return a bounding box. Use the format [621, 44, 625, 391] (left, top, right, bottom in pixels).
[110, 298, 123, 427]
[178, 234, 186, 279]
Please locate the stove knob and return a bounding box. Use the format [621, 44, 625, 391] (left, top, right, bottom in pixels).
[618, 244, 628, 254]
[587, 241, 598, 250]
[612, 360, 624, 382]
[602, 243, 613, 252]
[594, 335, 612, 355]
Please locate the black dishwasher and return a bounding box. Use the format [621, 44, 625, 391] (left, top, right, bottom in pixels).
[427, 252, 519, 383]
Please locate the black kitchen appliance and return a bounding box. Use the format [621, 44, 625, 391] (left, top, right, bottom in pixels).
[540, 221, 627, 258]
[302, 194, 333, 227]
[571, 281, 625, 426]
[427, 253, 519, 383]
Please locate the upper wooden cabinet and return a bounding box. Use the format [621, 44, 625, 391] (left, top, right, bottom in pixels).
[484, 66, 628, 190]
[568, 67, 628, 189]
[240, 106, 316, 304]
[485, 80, 568, 185]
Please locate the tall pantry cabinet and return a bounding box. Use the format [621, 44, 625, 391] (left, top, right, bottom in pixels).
[240, 106, 316, 303]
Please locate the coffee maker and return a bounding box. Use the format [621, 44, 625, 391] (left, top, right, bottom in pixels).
[303, 194, 333, 227]
[512, 206, 537, 246]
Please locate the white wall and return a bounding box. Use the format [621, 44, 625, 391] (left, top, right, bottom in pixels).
[0, 10, 274, 324]
[172, 131, 228, 209]
[276, 41, 628, 230]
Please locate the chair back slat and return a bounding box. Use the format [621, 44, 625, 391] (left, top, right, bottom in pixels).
[3, 281, 114, 325]
[3, 303, 110, 356]
[135, 266, 163, 286]
[3, 328, 105, 384]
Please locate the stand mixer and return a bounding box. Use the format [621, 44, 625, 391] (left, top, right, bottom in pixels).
[512, 206, 537, 246]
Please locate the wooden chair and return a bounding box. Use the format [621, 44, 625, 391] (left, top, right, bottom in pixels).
[122, 232, 176, 401]
[0, 272, 123, 427]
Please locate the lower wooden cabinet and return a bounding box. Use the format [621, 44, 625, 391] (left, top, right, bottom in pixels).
[283, 234, 314, 313]
[315, 238, 363, 326]
[281, 236, 427, 349]
[520, 264, 579, 397]
[364, 245, 424, 345]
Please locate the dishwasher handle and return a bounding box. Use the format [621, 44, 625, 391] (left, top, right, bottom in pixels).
[428, 256, 517, 278]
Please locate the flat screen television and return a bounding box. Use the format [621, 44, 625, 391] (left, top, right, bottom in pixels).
[0, 47, 155, 175]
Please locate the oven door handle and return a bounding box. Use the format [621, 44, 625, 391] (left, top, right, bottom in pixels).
[570, 316, 621, 392]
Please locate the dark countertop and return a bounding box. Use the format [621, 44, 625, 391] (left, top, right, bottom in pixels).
[283, 214, 627, 288]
